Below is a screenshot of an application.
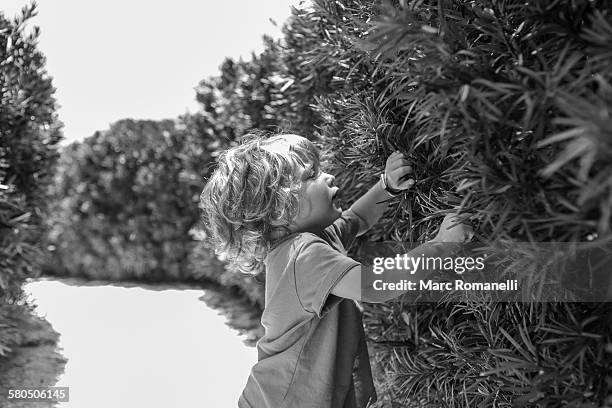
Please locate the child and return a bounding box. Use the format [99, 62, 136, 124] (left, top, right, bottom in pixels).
[200, 133, 472, 408]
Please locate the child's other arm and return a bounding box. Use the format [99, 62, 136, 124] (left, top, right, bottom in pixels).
[350, 151, 414, 236]
[331, 214, 473, 303]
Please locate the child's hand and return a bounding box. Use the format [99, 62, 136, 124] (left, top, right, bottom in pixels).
[384, 151, 415, 192]
[434, 213, 474, 243]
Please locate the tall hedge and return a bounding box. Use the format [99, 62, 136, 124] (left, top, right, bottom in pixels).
[45, 117, 223, 282]
[31, 0, 612, 404]
[193, 0, 612, 405]
[0, 4, 62, 356]
[272, 1, 612, 406]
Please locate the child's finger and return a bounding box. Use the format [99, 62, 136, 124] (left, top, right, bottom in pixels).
[386, 151, 406, 165]
[386, 155, 410, 171]
[387, 150, 401, 160]
[464, 227, 474, 241]
[388, 158, 411, 172]
[389, 165, 413, 180]
[397, 178, 415, 190]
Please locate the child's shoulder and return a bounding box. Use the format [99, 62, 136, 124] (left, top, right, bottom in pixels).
[270, 231, 328, 254]
[265, 232, 329, 277]
[268, 231, 342, 265]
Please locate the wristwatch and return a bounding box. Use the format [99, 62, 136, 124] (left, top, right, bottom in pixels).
[380, 173, 402, 196]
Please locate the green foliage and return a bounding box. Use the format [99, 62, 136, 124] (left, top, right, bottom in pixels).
[0, 3, 62, 357]
[191, 0, 612, 405]
[37, 0, 612, 404]
[46, 118, 219, 281]
[357, 0, 612, 244]
[279, 1, 612, 406]
[187, 244, 264, 309]
[195, 36, 296, 138]
[365, 301, 612, 407]
[0, 3, 61, 299]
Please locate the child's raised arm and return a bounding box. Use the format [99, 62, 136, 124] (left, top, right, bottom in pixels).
[350, 151, 415, 236]
[331, 214, 473, 303]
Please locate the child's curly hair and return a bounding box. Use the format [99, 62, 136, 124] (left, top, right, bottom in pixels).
[200, 132, 321, 274]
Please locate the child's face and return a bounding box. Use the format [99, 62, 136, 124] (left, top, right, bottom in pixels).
[290, 161, 343, 234]
[263, 134, 342, 234]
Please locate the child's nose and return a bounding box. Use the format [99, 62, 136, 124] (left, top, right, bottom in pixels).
[325, 173, 335, 184]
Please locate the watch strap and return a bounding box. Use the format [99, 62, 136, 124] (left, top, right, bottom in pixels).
[380, 173, 402, 196]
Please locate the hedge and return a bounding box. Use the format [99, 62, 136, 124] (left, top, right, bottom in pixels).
[279, 1, 612, 406]
[193, 0, 612, 405]
[37, 0, 612, 405]
[0, 4, 62, 357]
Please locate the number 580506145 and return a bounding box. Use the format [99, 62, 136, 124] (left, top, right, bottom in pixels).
[7, 387, 69, 401]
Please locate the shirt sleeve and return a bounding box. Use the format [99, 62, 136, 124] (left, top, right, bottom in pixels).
[324, 208, 365, 250]
[293, 235, 361, 318]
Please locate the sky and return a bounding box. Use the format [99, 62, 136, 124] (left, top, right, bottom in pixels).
[2, 0, 304, 145]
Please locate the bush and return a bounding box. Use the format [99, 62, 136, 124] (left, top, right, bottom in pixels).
[35, 0, 612, 404]
[45, 118, 220, 282]
[284, 1, 612, 406]
[195, 0, 612, 405]
[188, 241, 264, 309]
[0, 4, 62, 356]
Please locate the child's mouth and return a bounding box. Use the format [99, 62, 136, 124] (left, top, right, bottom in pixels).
[331, 189, 341, 209]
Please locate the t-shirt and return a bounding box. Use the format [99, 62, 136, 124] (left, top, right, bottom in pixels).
[238, 209, 377, 408]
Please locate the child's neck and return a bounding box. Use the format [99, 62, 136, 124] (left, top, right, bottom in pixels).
[288, 224, 327, 237]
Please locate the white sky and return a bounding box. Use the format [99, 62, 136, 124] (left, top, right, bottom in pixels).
[2, 1, 304, 145]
